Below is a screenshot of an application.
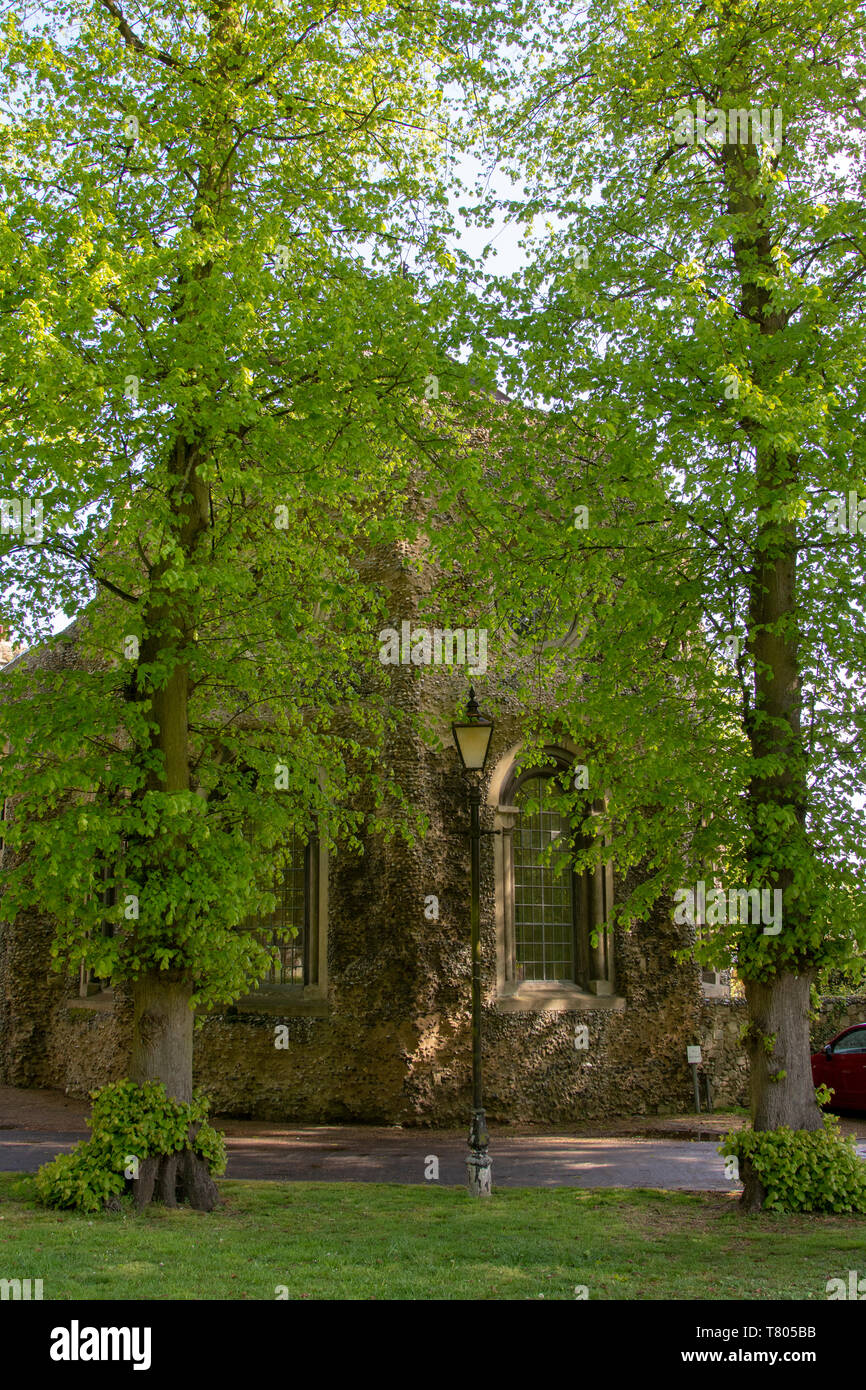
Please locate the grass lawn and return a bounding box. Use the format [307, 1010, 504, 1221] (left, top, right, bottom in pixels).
[0, 1172, 863, 1300]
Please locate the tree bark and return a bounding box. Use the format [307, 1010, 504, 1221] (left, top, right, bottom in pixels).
[744, 973, 822, 1121]
[126, 972, 218, 1210]
[178, 1144, 220, 1212]
[155, 1152, 179, 1207]
[129, 970, 194, 1104]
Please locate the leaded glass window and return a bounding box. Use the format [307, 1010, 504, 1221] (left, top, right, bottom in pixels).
[513, 776, 576, 982]
[254, 832, 308, 986]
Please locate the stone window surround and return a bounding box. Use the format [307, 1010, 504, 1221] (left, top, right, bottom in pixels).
[488, 740, 623, 1015]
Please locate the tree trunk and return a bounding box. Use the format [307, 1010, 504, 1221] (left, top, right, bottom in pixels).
[156, 1153, 179, 1208]
[109, 3, 241, 1213]
[126, 970, 218, 1210]
[719, 104, 824, 1209]
[130, 971, 194, 1103]
[38, 1, 248, 1215]
[740, 973, 822, 1211]
[745, 973, 821, 1131]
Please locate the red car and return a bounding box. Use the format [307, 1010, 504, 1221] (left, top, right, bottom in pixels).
[811, 1024, 866, 1111]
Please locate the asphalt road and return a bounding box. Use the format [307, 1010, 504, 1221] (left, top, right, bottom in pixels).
[1, 1125, 846, 1190]
[3, 1093, 864, 1190]
[220, 1131, 741, 1188]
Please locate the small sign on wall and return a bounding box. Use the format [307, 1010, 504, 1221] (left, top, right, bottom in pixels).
[686, 1045, 702, 1065]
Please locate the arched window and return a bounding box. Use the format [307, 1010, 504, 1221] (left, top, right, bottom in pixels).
[489, 746, 616, 1007]
[513, 776, 578, 983]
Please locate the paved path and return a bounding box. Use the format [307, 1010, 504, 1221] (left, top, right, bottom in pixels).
[0, 1126, 736, 1187]
[2, 1087, 864, 1191]
[221, 1130, 741, 1189]
[4, 1124, 865, 1190]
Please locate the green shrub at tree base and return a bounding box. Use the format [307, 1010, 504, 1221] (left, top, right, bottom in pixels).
[35, 1079, 226, 1214]
[720, 1114, 866, 1215]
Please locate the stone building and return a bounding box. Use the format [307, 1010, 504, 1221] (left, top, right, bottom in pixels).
[0, 535, 750, 1125]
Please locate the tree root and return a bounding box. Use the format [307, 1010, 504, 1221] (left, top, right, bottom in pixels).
[126, 1149, 219, 1212]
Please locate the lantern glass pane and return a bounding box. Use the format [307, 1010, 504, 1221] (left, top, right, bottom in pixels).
[454, 722, 493, 770]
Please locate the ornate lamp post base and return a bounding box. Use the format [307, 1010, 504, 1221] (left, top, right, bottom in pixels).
[467, 1149, 492, 1197]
